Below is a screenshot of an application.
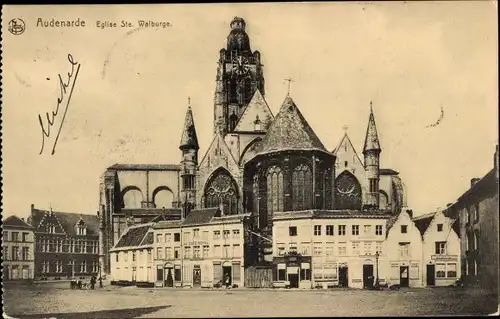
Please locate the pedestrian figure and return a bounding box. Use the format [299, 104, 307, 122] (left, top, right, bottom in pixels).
[99, 276, 103, 288]
[90, 276, 96, 290]
[225, 274, 230, 289]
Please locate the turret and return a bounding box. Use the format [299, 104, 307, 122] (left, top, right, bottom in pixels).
[363, 102, 382, 209]
[180, 101, 199, 218]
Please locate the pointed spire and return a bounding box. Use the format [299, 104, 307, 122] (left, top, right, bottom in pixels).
[179, 99, 199, 151]
[363, 101, 381, 154]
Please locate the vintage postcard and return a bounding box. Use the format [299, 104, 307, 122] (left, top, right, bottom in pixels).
[1, 2, 498, 318]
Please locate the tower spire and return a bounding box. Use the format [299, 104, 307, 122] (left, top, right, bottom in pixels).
[363, 101, 381, 154]
[180, 100, 199, 151]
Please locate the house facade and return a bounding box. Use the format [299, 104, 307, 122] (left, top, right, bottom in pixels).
[272, 210, 390, 289]
[151, 208, 249, 288]
[385, 210, 423, 287]
[443, 145, 499, 291]
[109, 223, 154, 284]
[2, 215, 35, 280]
[414, 211, 461, 287]
[28, 205, 100, 280]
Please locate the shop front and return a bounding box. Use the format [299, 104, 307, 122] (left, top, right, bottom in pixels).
[272, 253, 312, 289]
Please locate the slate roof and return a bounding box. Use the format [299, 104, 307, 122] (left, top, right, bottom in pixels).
[257, 96, 329, 156]
[29, 208, 100, 236]
[234, 89, 274, 132]
[108, 164, 181, 171]
[114, 224, 152, 248]
[150, 211, 182, 223]
[363, 106, 381, 153]
[2, 215, 35, 229]
[152, 220, 183, 230]
[141, 232, 154, 245]
[179, 106, 199, 150]
[456, 168, 498, 203]
[183, 208, 220, 226]
[412, 212, 436, 236]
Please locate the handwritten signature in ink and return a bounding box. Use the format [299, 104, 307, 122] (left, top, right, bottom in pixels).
[38, 54, 81, 155]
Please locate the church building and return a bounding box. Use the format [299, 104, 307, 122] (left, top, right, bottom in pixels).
[98, 17, 407, 274]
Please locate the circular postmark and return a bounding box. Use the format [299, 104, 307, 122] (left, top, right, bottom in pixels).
[8, 18, 26, 36]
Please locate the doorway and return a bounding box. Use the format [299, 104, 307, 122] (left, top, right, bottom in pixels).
[339, 266, 348, 288]
[165, 268, 174, 287]
[288, 274, 299, 288]
[193, 266, 201, 287]
[426, 264, 435, 286]
[400, 266, 409, 287]
[363, 264, 374, 289]
[223, 266, 232, 286]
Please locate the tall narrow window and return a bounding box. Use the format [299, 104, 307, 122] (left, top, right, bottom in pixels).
[266, 165, 284, 215]
[292, 164, 313, 211]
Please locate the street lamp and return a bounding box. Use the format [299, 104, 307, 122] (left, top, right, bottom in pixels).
[375, 251, 380, 287]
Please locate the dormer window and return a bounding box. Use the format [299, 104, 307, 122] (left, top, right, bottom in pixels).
[254, 115, 261, 131]
[76, 220, 87, 236]
[48, 225, 56, 234]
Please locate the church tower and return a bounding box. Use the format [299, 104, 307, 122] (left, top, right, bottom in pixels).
[363, 102, 382, 209]
[214, 16, 265, 136]
[180, 102, 199, 218]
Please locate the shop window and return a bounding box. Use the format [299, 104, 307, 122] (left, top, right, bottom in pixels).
[436, 263, 446, 278]
[233, 263, 241, 282]
[447, 263, 457, 278]
[278, 265, 286, 281]
[174, 266, 182, 281]
[300, 263, 311, 280]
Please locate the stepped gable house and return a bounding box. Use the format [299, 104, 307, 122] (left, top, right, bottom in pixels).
[98, 16, 407, 274]
[28, 205, 101, 280]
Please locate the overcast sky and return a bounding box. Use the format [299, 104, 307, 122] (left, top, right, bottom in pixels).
[2, 2, 498, 219]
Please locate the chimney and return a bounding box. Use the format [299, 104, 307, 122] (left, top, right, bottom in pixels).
[31, 204, 34, 212]
[471, 178, 480, 188]
[406, 209, 413, 219]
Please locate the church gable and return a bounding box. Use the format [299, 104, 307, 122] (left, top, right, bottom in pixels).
[234, 89, 274, 132]
[334, 134, 365, 176]
[199, 133, 239, 171]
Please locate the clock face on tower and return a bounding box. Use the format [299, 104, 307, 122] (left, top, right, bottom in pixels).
[232, 56, 250, 75]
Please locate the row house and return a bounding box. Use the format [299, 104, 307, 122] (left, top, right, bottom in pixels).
[2, 215, 35, 280]
[272, 210, 391, 289]
[385, 210, 423, 287]
[109, 223, 154, 284]
[28, 205, 100, 280]
[443, 145, 499, 291]
[413, 210, 461, 287]
[151, 208, 250, 288]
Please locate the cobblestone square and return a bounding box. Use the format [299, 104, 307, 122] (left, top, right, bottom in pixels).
[3, 282, 498, 318]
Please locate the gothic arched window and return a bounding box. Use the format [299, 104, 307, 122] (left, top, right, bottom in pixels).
[204, 169, 239, 215]
[321, 169, 333, 209]
[266, 165, 284, 216]
[229, 111, 238, 131]
[252, 174, 259, 214]
[292, 164, 312, 211]
[334, 171, 362, 210]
